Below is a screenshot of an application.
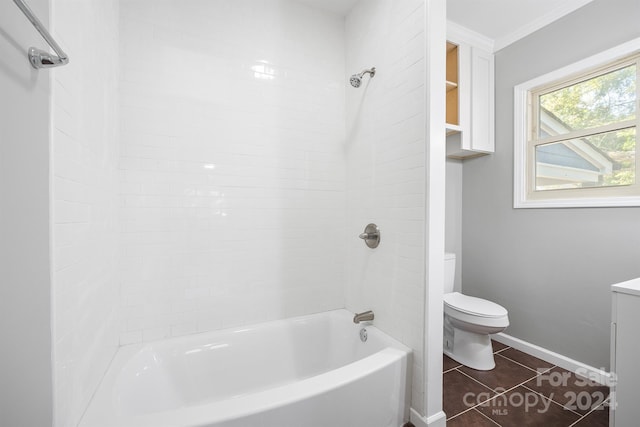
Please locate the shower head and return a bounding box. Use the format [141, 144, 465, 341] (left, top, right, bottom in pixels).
[349, 67, 376, 88]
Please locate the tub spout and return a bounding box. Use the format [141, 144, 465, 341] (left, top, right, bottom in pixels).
[353, 310, 374, 324]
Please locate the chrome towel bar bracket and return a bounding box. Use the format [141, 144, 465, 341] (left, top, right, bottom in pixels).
[13, 0, 69, 69]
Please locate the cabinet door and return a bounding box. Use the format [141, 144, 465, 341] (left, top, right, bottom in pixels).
[470, 47, 494, 153]
[457, 43, 471, 151]
[613, 293, 640, 426]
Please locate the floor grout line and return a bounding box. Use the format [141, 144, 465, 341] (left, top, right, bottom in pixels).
[445, 346, 610, 426]
[495, 352, 556, 374]
[566, 412, 589, 426]
[455, 354, 544, 394]
[474, 407, 503, 426]
[520, 384, 583, 417]
[512, 370, 551, 390]
[456, 368, 505, 393]
[446, 406, 477, 422]
[447, 406, 503, 426]
[450, 366, 565, 422]
[442, 348, 509, 375]
[566, 398, 611, 427]
[468, 379, 581, 425]
[445, 368, 504, 420]
[449, 378, 529, 420]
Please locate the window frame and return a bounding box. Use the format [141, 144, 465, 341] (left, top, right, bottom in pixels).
[514, 38, 640, 208]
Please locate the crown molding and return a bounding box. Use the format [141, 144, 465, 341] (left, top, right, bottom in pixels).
[447, 20, 494, 52]
[493, 0, 594, 51]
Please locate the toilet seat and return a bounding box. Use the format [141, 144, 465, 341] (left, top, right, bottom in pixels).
[444, 292, 507, 318]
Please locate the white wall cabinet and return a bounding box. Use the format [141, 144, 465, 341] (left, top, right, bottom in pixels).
[445, 36, 495, 159]
[610, 278, 640, 426]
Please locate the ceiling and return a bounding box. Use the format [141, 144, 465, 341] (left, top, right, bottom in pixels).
[447, 0, 594, 51]
[294, 0, 594, 52]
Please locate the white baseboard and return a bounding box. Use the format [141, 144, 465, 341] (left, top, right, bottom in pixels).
[409, 408, 427, 427]
[409, 408, 446, 427]
[493, 332, 612, 386]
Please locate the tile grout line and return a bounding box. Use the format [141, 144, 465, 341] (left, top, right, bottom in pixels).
[493, 346, 510, 354]
[449, 375, 532, 420]
[464, 373, 580, 425]
[520, 369, 611, 418]
[494, 352, 556, 374]
[442, 347, 509, 375]
[520, 384, 583, 417]
[444, 365, 462, 374]
[456, 368, 506, 394]
[446, 367, 504, 421]
[473, 407, 503, 426]
[452, 365, 563, 423]
[566, 398, 611, 427]
[446, 406, 479, 422]
[454, 358, 544, 404]
[465, 382, 528, 415]
[566, 412, 589, 426]
[446, 347, 609, 426]
[448, 405, 503, 426]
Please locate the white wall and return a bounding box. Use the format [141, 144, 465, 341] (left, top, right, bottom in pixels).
[344, 0, 427, 414]
[117, 0, 347, 344]
[51, 0, 120, 425]
[0, 0, 53, 425]
[462, 0, 640, 369]
[445, 158, 462, 292]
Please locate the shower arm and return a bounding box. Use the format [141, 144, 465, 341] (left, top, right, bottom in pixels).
[13, 0, 69, 69]
[359, 67, 376, 78]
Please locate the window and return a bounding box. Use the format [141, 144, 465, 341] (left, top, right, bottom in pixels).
[514, 38, 640, 208]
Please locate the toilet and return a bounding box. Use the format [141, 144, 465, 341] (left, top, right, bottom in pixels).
[443, 253, 509, 370]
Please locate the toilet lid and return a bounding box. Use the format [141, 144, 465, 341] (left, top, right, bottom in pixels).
[444, 292, 508, 318]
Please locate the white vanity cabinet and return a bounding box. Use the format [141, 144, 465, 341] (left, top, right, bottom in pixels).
[610, 278, 640, 426]
[445, 34, 495, 159]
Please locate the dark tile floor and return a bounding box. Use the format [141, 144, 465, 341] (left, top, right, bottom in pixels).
[443, 341, 610, 427]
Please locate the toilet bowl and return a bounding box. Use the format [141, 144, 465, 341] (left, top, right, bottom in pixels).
[443, 253, 509, 370]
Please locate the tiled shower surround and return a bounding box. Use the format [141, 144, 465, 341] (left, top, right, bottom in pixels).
[345, 0, 427, 412]
[118, 0, 427, 415]
[52, 0, 120, 425]
[117, 0, 347, 343]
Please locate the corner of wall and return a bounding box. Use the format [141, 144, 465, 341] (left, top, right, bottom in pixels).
[50, 0, 121, 425]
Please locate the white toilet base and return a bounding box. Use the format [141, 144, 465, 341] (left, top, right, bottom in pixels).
[444, 328, 496, 371]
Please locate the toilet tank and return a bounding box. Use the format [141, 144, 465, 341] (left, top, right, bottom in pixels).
[444, 253, 456, 293]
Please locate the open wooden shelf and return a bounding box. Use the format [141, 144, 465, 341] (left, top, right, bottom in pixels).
[446, 42, 459, 126]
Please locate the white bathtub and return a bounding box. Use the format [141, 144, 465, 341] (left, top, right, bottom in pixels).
[80, 309, 412, 427]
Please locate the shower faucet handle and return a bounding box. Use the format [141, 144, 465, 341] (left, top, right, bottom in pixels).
[358, 223, 380, 248]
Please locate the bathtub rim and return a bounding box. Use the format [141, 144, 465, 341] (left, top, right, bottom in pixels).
[79, 309, 412, 427]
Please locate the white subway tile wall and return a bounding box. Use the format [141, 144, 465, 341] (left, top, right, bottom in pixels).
[345, 0, 427, 414]
[49, 0, 428, 422]
[51, 0, 120, 425]
[118, 0, 347, 343]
